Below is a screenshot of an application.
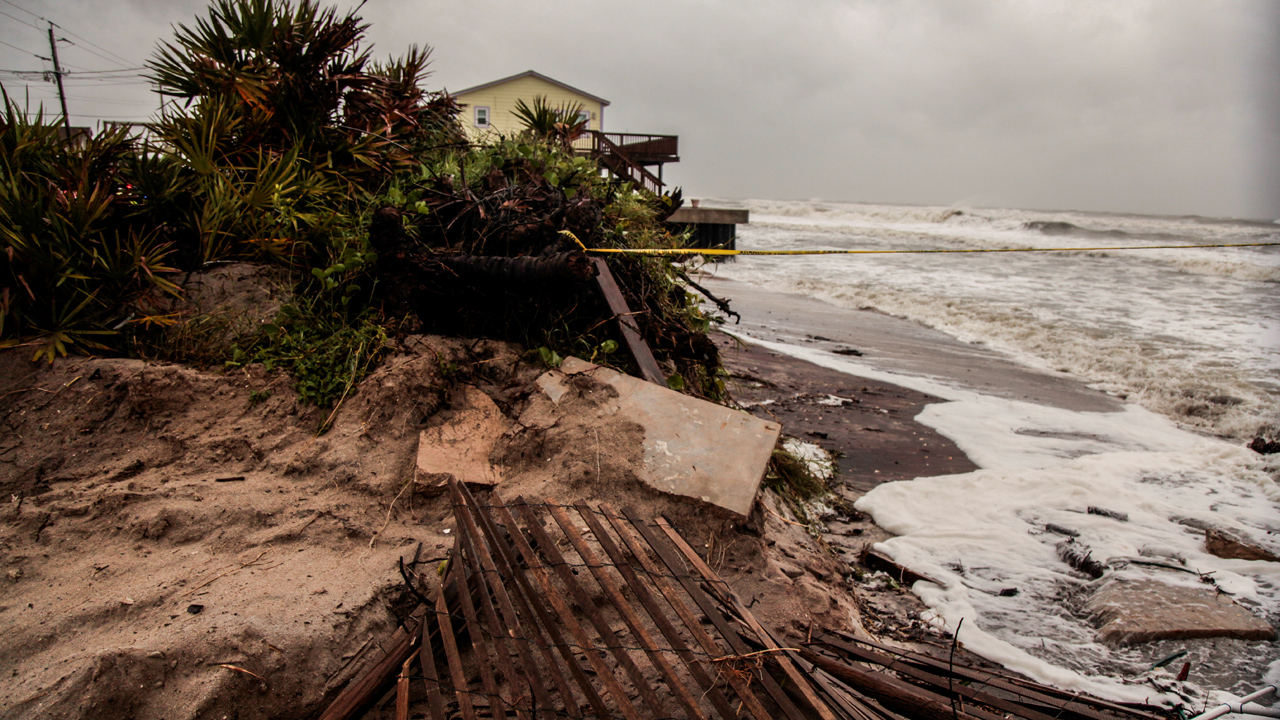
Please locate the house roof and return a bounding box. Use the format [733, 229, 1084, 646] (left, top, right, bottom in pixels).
[451, 70, 611, 106]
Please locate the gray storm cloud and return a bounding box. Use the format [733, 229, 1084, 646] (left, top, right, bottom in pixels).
[2, 0, 1275, 218]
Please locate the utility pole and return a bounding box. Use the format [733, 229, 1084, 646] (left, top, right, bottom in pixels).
[47, 23, 69, 127]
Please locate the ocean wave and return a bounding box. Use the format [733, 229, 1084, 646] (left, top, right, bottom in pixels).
[725, 197, 1280, 248]
[1022, 220, 1132, 240]
[791, 279, 1280, 441]
[733, 200, 1280, 283]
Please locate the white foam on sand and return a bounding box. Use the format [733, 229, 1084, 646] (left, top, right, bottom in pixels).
[732, 332, 1280, 704]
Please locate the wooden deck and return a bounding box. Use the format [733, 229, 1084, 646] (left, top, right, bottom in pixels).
[572, 130, 678, 194]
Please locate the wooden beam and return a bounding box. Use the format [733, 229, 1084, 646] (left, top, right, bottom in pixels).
[591, 257, 666, 385]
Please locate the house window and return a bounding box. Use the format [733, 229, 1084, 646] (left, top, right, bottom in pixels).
[577, 109, 591, 127]
[475, 106, 490, 128]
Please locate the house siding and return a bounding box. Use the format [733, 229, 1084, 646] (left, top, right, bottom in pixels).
[454, 75, 604, 138]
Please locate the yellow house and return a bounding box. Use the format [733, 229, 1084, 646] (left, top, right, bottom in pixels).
[451, 70, 609, 137]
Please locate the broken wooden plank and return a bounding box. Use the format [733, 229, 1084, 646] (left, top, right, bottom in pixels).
[591, 257, 666, 385]
[619, 505, 811, 720]
[800, 648, 1000, 720]
[822, 630, 1164, 720]
[319, 615, 422, 720]
[418, 615, 446, 720]
[396, 652, 415, 720]
[860, 546, 948, 587]
[433, 550, 477, 720]
[576, 502, 741, 720]
[513, 497, 671, 720]
[490, 494, 644, 720]
[451, 535, 510, 720]
[459, 484, 591, 718]
[548, 503, 709, 720]
[809, 635, 1064, 720]
[448, 483, 555, 717]
[599, 502, 774, 720]
[656, 515, 839, 720]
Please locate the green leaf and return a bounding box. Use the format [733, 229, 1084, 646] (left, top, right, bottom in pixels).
[537, 346, 563, 368]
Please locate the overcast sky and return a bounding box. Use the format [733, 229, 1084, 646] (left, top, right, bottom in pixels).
[2, 0, 1276, 219]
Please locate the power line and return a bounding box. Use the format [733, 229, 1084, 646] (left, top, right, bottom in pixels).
[1, 0, 139, 68]
[57, 37, 138, 69]
[0, 37, 46, 59]
[53, 26, 137, 68]
[61, 94, 155, 105]
[64, 66, 148, 74]
[0, 0, 45, 23]
[69, 112, 150, 120]
[62, 80, 152, 87]
[0, 7, 42, 31]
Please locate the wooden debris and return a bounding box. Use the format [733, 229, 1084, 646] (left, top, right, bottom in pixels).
[591, 257, 666, 385]
[860, 546, 948, 587]
[322, 479, 846, 719]
[1204, 528, 1280, 562]
[806, 630, 1169, 720]
[322, 480, 1171, 720]
[1087, 506, 1128, 522]
[1058, 539, 1108, 579]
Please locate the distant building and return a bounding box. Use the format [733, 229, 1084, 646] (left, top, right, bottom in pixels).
[451, 70, 609, 137]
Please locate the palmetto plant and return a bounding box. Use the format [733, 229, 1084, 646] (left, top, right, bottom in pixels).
[512, 95, 589, 147]
[146, 0, 462, 271]
[149, 0, 372, 150]
[0, 92, 180, 361]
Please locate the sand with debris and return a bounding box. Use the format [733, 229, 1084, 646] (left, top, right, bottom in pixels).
[0, 328, 885, 719]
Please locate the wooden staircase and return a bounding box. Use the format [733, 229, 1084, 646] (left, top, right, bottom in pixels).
[573, 131, 678, 194]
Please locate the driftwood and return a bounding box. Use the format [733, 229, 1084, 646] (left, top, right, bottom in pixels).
[810, 630, 1169, 720]
[801, 649, 995, 720]
[317, 576, 464, 720]
[677, 269, 740, 323]
[1057, 539, 1107, 579]
[860, 546, 948, 587]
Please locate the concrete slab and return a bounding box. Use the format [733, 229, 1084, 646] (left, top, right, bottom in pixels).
[1086, 577, 1276, 646]
[545, 357, 781, 516]
[1205, 528, 1280, 562]
[415, 385, 507, 491]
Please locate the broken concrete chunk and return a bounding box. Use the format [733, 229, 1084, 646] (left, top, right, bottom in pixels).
[536, 358, 781, 516]
[415, 385, 507, 491]
[1205, 528, 1280, 563]
[535, 370, 571, 405]
[1086, 577, 1275, 646]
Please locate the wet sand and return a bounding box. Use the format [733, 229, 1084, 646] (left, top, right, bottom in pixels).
[702, 275, 1123, 413]
[708, 276, 1131, 643]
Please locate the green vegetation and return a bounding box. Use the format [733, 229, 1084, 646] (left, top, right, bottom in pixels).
[512, 95, 588, 147]
[0, 0, 725, 412]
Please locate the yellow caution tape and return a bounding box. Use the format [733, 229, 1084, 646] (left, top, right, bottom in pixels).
[558, 231, 1280, 256]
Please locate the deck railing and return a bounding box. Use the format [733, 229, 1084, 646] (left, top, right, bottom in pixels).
[572, 131, 677, 194]
[571, 132, 678, 161]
